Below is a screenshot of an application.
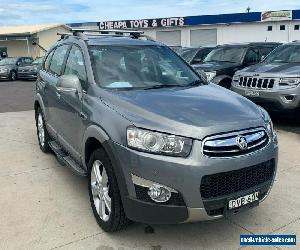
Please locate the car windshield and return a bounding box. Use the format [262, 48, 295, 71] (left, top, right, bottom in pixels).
[204, 46, 247, 63]
[89, 45, 203, 90]
[179, 48, 198, 62]
[264, 45, 300, 63]
[33, 57, 44, 64]
[0, 58, 17, 65]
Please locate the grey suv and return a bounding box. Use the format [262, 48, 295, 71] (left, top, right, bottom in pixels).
[34, 30, 278, 232]
[232, 42, 300, 111]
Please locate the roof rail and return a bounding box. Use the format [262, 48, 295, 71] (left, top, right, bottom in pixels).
[57, 29, 151, 41]
[71, 28, 144, 38]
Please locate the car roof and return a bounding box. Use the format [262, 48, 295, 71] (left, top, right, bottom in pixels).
[86, 36, 164, 46]
[218, 42, 281, 47]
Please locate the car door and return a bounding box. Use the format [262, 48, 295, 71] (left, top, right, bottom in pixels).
[55, 45, 88, 162]
[39, 45, 70, 137]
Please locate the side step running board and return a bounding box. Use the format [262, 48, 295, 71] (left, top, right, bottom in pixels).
[49, 141, 87, 177]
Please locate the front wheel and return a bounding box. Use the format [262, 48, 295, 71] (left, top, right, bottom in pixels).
[35, 108, 51, 153]
[10, 71, 17, 81]
[88, 148, 129, 232]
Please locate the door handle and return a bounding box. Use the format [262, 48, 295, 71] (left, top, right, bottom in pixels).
[56, 92, 61, 99]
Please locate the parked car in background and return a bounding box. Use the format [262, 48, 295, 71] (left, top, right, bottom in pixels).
[0, 57, 33, 81]
[34, 30, 278, 232]
[178, 47, 214, 65]
[231, 42, 300, 111]
[193, 43, 280, 89]
[169, 46, 187, 54]
[0, 47, 8, 60]
[17, 57, 44, 80]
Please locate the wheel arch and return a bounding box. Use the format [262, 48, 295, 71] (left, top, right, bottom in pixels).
[83, 126, 129, 198]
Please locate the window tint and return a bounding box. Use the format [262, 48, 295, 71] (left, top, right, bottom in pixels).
[49, 45, 69, 76]
[64, 46, 87, 90]
[24, 58, 32, 64]
[89, 45, 201, 89]
[244, 48, 260, 64]
[259, 47, 274, 58]
[44, 50, 55, 71]
[194, 48, 213, 61]
[204, 47, 247, 63]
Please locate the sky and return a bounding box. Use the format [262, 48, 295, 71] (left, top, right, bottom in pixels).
[1, 0, 300, 26]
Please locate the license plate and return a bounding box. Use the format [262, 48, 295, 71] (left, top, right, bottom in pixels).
[228, 191, 259, 210]
[245, 90, 259, 97]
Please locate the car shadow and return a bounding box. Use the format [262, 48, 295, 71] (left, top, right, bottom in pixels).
[270, 110, 300, 135]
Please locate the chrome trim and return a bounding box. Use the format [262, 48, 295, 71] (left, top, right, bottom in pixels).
[202, 127, 269, 158]
[131, 174, 178, 193]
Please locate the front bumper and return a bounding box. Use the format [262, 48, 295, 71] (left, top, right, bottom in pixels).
[0, 72, 10, 79]
[17, 71, 38, 79]
[231, 85, 300, 111]
[108, 135, 278, 224]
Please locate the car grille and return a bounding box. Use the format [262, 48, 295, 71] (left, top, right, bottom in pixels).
[200, 159, 275, 199]
[238, 76, 275, 89]
[202, 128, 269, 158]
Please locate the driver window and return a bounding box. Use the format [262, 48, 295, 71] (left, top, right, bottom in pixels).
[64, 46, 87, 90]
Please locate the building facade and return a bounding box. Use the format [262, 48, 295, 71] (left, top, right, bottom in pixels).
[0, 24, 70, 58]
[69, 9, 300, 47]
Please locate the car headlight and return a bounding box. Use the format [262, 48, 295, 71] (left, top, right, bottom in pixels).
[205, 71, 216, 81]
[279, 78, 300, 87]
[232, 74, 240, 82]
[259, 106, 274, 138]
[127, 127, 192, 157]
[0, 68, 9, 73]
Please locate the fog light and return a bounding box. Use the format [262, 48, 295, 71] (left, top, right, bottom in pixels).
[147, 184, 171, 203]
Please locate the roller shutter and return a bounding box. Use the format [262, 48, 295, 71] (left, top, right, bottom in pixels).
[190, 29, 217, 47]
[156, 30, 181, 46]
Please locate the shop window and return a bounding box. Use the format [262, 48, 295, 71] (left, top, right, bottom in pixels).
[267, 26, 272, 31]
[295, 25, 300, 30]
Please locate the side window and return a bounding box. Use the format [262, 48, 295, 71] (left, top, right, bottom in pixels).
[64, 45, 87, 90]
[49, 45, 69, 76]
[244, 48, 260, 64]
[44, 50, 55, 71]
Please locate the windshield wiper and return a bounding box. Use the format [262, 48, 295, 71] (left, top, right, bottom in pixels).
[187, 79, 203, 86]
[143, 84, 183, 90]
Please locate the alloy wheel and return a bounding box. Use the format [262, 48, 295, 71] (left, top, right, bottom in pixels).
[37, 113, 45, 147]
[91, 160, 111, 222]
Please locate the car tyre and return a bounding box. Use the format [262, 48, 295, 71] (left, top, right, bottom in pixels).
[10, 71, 17, 81]
[35, 107, 51, 153]
[88, 148, 129, 232]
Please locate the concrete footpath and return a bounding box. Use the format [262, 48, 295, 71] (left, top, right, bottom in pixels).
[0, 110, 299, 250]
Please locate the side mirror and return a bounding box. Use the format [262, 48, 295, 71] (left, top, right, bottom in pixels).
[57, 75, 83, 99]
[17, 62, 21, 66]
[260, 55, 266, 62]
